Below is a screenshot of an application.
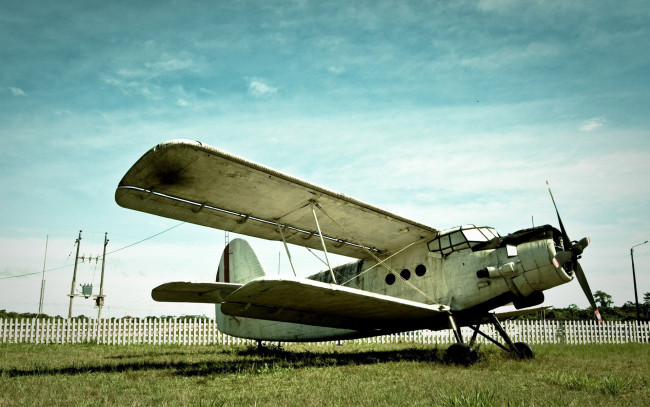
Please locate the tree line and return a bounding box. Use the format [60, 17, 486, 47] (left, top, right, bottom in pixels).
[0, 310, 210, 321]
[517, 291, 650, 321]
[2, 291, 649, 322]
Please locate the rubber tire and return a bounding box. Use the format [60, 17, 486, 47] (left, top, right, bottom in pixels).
[512, 341, 535, 359]
[444, 343, 479, 366]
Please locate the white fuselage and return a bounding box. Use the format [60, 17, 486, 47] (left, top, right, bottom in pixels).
[216, 225, 573, 342]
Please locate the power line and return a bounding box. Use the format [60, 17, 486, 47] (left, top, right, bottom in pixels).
[102, 222, 184, 257]
[0, 222, 185, 280]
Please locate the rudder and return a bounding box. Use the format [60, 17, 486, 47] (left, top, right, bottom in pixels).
[216, 238, 266, 284]
[214, 238, 360, 342]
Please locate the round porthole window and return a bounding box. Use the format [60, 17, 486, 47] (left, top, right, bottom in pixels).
[385, 273, 396, 285]
[400, 268, 411, 280]
[415, 264, 427, 277]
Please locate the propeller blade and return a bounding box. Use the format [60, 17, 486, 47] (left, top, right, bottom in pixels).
[574, 261, 598, 310]
[546, 181, 571, 250]
[545, 183, 598, 319]
[573, 237, 590, 254]
[554, 250, 573, 266]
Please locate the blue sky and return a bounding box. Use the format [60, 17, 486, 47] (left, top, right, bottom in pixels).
[1, 1, 649, 318]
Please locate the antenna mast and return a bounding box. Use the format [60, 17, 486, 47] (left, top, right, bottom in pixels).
[37, 235, 48, 317]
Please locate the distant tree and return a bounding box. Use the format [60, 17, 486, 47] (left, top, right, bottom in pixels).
[594, 290, 613, 308]
[641, 293, 650, 320]
[622, 301, 636, 312]
[566, 304, 580, 319]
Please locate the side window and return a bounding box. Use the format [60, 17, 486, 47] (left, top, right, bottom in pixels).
[428, 238, 441, 251]
[440, 235, 452, 255]
[429, 225, 500, 256]
[440, 235, 450, 249]
[450, 231, 469, 250]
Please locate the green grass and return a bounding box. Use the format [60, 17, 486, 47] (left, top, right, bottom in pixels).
[0, 342, 648, 406]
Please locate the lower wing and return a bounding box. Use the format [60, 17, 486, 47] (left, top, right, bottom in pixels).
[152, 276, 449, 331]
[220, 276, 450, 331]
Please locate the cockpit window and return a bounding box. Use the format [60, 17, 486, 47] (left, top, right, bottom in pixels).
[485, 228, 499, 239]
[428, 225, 500, 256]
[462, 228, 488, 242]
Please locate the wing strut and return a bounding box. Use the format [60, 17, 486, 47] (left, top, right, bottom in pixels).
[276, 223, 297, 277]
[314, 202, 438, 304]
[340, 238, 422, 286]
[310, 201, 336, 283]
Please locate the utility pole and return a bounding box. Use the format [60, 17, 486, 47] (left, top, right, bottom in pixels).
[630, 240, 648, 325]
[96, 233, 108, 321]
[67, 230, 82, 319]
[37, 235, 48, 317]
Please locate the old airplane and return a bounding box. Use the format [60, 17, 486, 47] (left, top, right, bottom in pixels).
[115, 139, 598, 363]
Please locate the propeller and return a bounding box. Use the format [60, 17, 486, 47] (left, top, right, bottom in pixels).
[546, 181, 599, 315]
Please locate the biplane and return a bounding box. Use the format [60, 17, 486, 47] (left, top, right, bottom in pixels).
[115, 139, 597, 364]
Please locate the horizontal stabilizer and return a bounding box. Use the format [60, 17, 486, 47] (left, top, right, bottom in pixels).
[221, 276, 449, 331]
[152, 281, 242, 304]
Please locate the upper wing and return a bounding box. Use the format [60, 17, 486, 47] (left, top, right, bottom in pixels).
[152, 281, 243, 303]
[115, 139, 437, 259]
[220, 276, 449, 331]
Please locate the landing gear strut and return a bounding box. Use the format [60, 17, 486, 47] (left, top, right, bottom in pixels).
[444, 312, 535, 364]
[444, 313, 479, 365]
[470, 313, 534, 359]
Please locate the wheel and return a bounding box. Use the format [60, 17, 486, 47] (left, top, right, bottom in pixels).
[512, 341, 535, 359]
[444, 343, 479, 365]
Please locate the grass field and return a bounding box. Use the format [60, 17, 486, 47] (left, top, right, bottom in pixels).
[0, 342, 648, 406]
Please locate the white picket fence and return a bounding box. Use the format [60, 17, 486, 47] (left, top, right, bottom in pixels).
[1, 318, 648, 346]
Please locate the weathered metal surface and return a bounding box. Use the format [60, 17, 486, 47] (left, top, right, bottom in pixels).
[115, 139, 437, 258]
[116, 141, 590, 347]
[152, 282, 242, 304]
[220, 276, 449, 331]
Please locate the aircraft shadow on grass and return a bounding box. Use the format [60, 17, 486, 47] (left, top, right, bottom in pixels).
[2, 347, 457, 378]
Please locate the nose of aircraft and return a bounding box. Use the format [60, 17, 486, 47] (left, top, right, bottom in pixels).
[547, 181, 599, 315]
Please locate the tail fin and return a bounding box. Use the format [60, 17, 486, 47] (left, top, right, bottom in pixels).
[214, 238, 355, 341]
[216, 238, 266, 284]
[215, 238, 267, 337]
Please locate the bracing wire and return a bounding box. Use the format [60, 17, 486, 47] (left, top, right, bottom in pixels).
[0, 222, 185, 280]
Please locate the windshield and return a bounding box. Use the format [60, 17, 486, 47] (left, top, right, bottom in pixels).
[427, 225, 499, 256]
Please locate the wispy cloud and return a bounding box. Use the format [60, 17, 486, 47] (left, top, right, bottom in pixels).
[459, 42, 561, 70]
[103, 77, 158, 99]
[103, 56, 196, 99]
[144, 58, 194, 75]
[580, 117, 606, 132]
[328, 66, 346, 74]
[9, 87, 26, 96]
[247, 78, 278, 98]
